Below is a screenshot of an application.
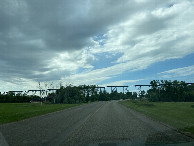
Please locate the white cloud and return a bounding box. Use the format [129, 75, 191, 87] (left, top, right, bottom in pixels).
[61, 57, 156, 86]
[159, 65, 194, 78]
[84, 0, 194, 87]
[0, 78, 38, 92]
[101, 79, 144, 87]
[91, 0, 194, 63]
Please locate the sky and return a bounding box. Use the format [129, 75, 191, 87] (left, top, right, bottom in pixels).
[0, 0, 194, 93]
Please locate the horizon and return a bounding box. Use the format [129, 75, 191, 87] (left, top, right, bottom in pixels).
[1, 80, 193, 95]
[1, 0, 194, 92]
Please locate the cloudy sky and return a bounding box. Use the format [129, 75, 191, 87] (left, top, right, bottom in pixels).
[0, 0, 194, 92]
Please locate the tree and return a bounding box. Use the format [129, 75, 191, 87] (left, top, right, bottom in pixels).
[139, 90, 145, 100]
[132, 92, 137, 100]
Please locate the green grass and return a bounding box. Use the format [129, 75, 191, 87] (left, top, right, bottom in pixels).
[120, 100, 194, 136]
[0, 103, 80, 124]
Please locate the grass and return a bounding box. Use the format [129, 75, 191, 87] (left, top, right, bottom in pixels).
[0, 103, 80, 124]
[120, 100, 194, 136]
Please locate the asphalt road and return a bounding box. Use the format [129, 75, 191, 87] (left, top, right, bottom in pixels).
[0, 101, 193, 146]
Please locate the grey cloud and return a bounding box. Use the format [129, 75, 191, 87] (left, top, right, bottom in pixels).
[0, 0, 186, 88]
[135, 16, 168, 36]
[0, 0, 140, 83]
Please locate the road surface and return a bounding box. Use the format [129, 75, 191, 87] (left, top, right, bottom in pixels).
[0, 101, 193, 146]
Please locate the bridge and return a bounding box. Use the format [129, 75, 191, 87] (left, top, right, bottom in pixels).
[107, 86, 128, 94]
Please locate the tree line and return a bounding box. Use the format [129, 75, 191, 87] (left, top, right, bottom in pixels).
[0, 92, 42, 103]
[146, 80, 194, 102]
[46, 84, 136, 104]
[1, 80, 194, 103]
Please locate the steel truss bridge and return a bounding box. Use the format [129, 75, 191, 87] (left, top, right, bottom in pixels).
[1, 83, 194, 96]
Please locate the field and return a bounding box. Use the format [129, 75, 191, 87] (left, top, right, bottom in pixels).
[120, 100, 194, 136]
[0, 103, 80, 124]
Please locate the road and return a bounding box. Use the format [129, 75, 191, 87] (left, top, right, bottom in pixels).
[0, 101, 193, 146]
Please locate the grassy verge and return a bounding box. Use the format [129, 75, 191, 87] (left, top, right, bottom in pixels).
[0, 103, 81, 124]
[120, 100, 194, 136]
